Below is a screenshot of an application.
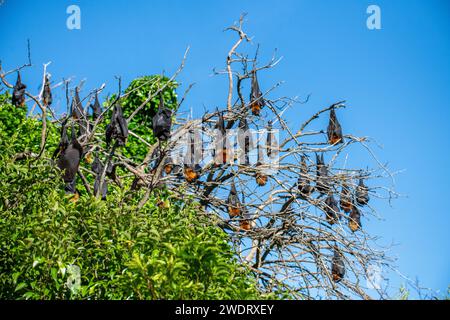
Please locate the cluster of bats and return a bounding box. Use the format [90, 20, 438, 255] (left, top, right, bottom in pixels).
[11, 69, 369, 283]
[9, 67, 172, 201]
[151, 71, 274, 190]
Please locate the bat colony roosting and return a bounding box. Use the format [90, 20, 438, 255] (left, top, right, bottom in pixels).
[0, 16, 398, 299]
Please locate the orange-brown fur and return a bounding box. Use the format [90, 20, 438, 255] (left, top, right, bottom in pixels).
[69, 192, 80, 203]
[184, 167, 198, 183]
[329, 134, 342, 145]
[348, 220, 360, 232]
[164, 164, 173, 175]
[332, 273, 342, 282]
[228, 206, 241, 218]
[251, 102, 262, 116]
[240, 220, 251, 231]
[256, 173, 267, 186]
[340, 199, 353, 213]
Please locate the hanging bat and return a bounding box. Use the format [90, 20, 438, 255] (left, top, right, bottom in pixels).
[106, 103, 128, 147]
[201, 114, 209, 160]
[324, 195, 340, 225]
[148, 146, 161, 175]
[266, 121, 278, 158]
[215, 110, 226, 134]
[214, 111, 229, 165]
[315, 153, 330, 194]
[184, 164, 200, 183]
[164, 155, 173, 175]
[186, 128, 203, 171]
[348, 205, 362, 232]
[92, 156, 107, 200]
[12, 71, 26, 107]
[355, 178, 369, 205]
[240, 219, 252, 231]
[339, 183, 353, 213]
[52, 118, 70, 159]
[57, 123, 83, 195]
[249, 70, 264, 116]
[227, 181, 241, 218]
[150, 147, 170, 177]
[327, 108, 344, 145]
[71, 88, 84, 120]
[331, 248, 345, 282]
[91, 92, 102, 120]
[183, 131, 202, 183]
[192, 126, 203, 167]
[255, 143, 267, 186]
[106, 161, 117, 180]
[238, 116, 253, 165]
[42, 75, 52, 107]
[298, 155, 314, 197]
[239, 195, 252, 231]
[239, 199, 252, 231]
[152, 95, 172, 141]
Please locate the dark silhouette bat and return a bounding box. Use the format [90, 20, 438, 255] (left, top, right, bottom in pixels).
[266, 120, 278, 158]
[52, 118, 70, 159]
[327, 108, 344, 145]
[355, 178, 369, 206]
[227, 181, 241, 218]
[71, 88, 84, 120]
[238, 116, 253, 165]
[315, 153, 329, 194]
[339, 183, 353, 213]
[249, 70, 264, 116]
[42, 75, 52, 106]
[239, 197, 252, 231]
[106, 103, 128, 147]
[183, 132, 201, 183]
[349, 205, 362, 232]
[57, 123, 83, 195]
[331, 248, 345, 282]
[149, 146, 162, 175]
[324, 195, 340, 225]
[12, 71, 26, 107]
[164, 155, 173, 175]
[91, 92, 102, 120]
[92, 156, 108, 200]
[214, 111, 229, 165]
[255, 143, 267, 186]
[298, 155, 314, 197]
[152, 95, 172, 141]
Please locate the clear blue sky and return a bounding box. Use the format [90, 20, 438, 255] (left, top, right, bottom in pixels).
[1, 0, 449, 298]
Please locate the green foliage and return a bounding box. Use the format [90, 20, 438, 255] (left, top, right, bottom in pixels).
[111, 75, 178, 162]
[0, 92, 59, 155]
[0, 92, 266, 300]
[396, 285, 410, 300]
